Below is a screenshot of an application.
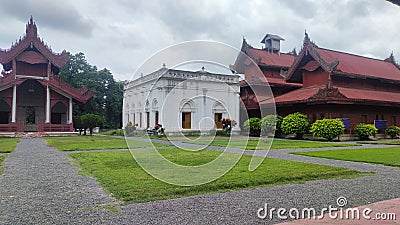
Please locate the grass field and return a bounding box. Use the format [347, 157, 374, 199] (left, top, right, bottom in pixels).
[292, 147, 400, 167]
[360, 140, 400, 145]
[69, 149, 365, 204]
[185, 138, 360, 150]
[0, 138, 19, 153]
[45, 136, 170, 151]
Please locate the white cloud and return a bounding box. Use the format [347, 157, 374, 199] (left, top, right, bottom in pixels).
[0, 0, 399, 81]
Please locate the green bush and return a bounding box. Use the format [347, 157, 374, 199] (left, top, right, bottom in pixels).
[310, 119, 345, 141]
[81, 114, 104, 135]
[386, 126, 400, 138]
[281, 112, 310, 139]
[243, 118, 261, 136]
[261, 114, 283, 136]
[354, 124, 378, 140]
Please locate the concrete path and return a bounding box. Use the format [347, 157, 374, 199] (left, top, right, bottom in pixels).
[0, 137, 399, 224]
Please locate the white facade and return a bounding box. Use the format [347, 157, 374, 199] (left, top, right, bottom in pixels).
[123, 67, 241, 134]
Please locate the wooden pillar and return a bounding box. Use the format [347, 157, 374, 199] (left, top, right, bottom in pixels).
[68, 98, 73, 124]
[11, 85, 17, 123]
[45, 86, 50, 123]
[47, 62, 51, 78]
[12, 59, 16, 76]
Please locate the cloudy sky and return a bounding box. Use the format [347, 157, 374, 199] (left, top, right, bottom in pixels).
[0, 0, 399, 81]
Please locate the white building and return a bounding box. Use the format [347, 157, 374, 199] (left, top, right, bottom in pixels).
[123, 66, 241, 134]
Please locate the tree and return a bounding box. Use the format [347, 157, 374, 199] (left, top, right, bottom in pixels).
[310, 119, 345, 141]
[281, 112, 310, 139]
[58, 52, 124, 129]
[80, 114, 104, 135]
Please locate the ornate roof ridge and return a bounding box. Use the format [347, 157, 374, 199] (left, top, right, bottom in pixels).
[285, 32, 339, 81]
[0, 16, 68, 68]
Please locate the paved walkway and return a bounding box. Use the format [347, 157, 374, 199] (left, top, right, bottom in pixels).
[0, 137, 399, 224]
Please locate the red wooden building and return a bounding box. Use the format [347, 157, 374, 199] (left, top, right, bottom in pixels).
[272, 33, 400, 130]
[0, 17, 93, 132]
[231, 35, 301, 118]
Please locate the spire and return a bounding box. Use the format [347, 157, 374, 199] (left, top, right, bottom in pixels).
[26, 16, 38, 38]
[303, 29, 310, 47]
[241, 36, 250, 53]
[385, 51, 400, 69]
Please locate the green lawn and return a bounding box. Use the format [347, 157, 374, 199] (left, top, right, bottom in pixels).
[69, 149, 365, 204]
[359, 140, 400, 145]
[292, 147, 400, 167]
[186, 138, 360, 150]
[0, 138, 19, 153]
[45, 136, 170, 151]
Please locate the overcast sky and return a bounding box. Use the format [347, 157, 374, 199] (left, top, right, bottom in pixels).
[0, 0, 399, 81]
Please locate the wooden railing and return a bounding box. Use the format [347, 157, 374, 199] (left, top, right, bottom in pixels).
[37, 123, 73, 132]
[0, 123, 24, 132]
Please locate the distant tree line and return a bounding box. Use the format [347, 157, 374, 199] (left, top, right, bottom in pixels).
[58, 52, 124, 130]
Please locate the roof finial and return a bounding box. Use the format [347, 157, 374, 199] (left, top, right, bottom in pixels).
[26, 16, 38, 38]
[385, 51, 399, 69]
[162, 63, 166, 68]
[303, 29, 310, 46]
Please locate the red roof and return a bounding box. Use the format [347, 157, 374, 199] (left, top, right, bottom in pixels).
[269, 85, 400, 106]
[248, 48, 295, 68]
[0, 17, 68, 68]
[266, 77, 302, 87]
[338, 87, 400, 104]
[317, 48, 400, 81]
[240, 77, 301, 87]
[272, 86, 321, 104]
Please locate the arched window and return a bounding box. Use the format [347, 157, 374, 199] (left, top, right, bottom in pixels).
[152, 99, 158, 111]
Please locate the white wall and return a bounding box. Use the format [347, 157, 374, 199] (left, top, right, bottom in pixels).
[123, 69, 240, 133]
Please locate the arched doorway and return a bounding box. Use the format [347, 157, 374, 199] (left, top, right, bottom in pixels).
[51, 102, 67, 124]
[0, 99, 11, 124]
[180, 100, 195, 129]
[17, 79, 45, 132]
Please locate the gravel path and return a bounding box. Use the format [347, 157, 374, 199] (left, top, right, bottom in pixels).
[0, 138, 123, 224]
[1, 137, 399, 224]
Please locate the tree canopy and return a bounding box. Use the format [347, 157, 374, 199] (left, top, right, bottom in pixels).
[58, 52, 124, 129]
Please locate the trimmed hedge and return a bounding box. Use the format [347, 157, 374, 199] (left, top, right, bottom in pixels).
[386, 126, 400, 139]
[310, 119, 345, 141]
[281, 112, 310, 139]
[243, 118, 261, 136]
[354, 124, 378, 140]
[261, 114, 283, 136]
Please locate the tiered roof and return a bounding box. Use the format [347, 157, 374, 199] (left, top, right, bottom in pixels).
[274, 33, 400, 107]
[285, 34, 400, 83]
[0, 17, 92, 103]
[0, 17, 68, 69]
